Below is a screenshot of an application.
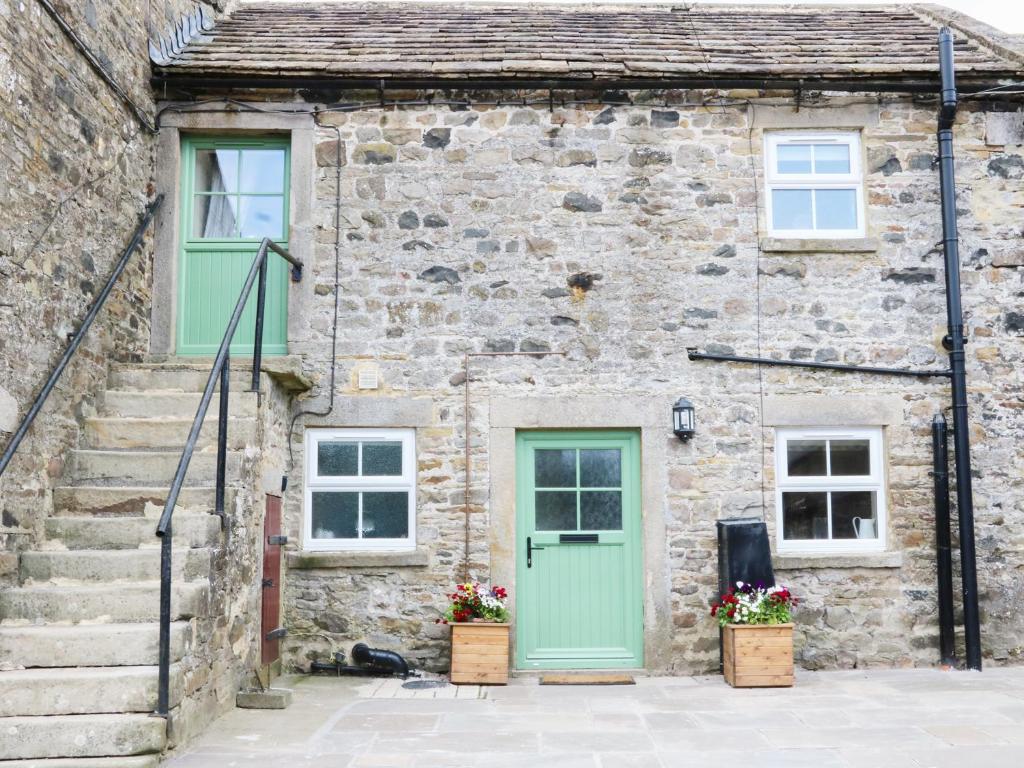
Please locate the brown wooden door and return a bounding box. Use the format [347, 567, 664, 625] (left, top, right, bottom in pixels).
[261, 494, 284, 666]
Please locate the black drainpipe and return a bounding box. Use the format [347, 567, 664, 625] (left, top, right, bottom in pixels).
[937, 27, 982, 671]
[932, 414, 957, 666]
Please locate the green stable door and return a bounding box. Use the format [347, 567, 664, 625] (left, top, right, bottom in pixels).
[178, 137, 290, 356]
[516, 431, 644, 669]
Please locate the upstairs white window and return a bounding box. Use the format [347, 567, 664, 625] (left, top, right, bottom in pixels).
[775, 427, 885, 553]
[304, 428, 415, 551]
[765, 132, 864, 238]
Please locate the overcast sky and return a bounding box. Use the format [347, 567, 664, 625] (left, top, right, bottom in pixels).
[259, 1, 1024, 34]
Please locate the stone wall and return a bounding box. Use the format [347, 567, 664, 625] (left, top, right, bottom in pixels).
[169, 366, 295, 746]
[275, 91, 1024, 674]
[0, 0, 221, 569]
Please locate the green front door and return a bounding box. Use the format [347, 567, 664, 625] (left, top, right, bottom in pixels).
[515, 430, 643, 669]
[177, 137, 290, 356]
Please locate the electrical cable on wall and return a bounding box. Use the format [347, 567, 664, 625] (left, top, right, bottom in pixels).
[36, 0, 156, 133]
[285, 123, 343, 473]
[745, 104, 770, 521]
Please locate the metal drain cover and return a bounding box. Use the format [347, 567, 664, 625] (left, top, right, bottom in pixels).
[402, 679, 449, 690]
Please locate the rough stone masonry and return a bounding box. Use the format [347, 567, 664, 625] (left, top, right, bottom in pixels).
[270, 90, 1024, 675]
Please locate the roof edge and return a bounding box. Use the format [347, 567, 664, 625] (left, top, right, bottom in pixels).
[913, 4, 1024, 69]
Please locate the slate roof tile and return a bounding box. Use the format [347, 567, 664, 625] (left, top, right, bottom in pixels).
[154, 2, 1024, 82]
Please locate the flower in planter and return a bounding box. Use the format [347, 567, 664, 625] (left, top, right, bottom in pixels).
[437, 582, 509, 624]
[710, 581, 797, 627]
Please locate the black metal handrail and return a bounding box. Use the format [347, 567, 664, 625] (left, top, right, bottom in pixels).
[0, 195, 164, 480]
[155, 237, 302, 716]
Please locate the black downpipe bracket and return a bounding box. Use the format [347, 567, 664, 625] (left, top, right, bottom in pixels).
[937, 27, 982, 671]
[932, 414, 957, 666]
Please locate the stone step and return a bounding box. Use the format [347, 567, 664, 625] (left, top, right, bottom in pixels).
[0, 713, 165, 760]
[82, 416, 258, 451]
[20, 549, 211, 584]
[100, 390, 258, 419]
[0, 583, 208, 624]
[45, 514, 220, 550]
[65, 449, 241, 487]
[52, 486, 224, 517]
[0, 756, 159, 768]
[109, 363, 259, 393]
[0, 664, 183, 717]
[0, 622, 190, 669]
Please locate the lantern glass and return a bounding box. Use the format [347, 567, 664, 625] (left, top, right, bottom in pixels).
[673, 398, 695, 440]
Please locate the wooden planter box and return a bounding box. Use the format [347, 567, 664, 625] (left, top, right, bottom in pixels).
[722, 623, 794, 688]
[450, 622, 509, 685]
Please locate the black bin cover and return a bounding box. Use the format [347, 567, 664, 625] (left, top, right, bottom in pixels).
[716, 517, 775, 597]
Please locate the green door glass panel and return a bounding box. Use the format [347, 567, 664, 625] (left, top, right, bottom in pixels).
[515, 431, 643, 670]
[178, 137, 289, 356]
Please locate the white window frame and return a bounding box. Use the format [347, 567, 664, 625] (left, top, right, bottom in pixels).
[775, 427, 886, 554]
[304, 428, 416, 552]
[764, 131, 865, 239]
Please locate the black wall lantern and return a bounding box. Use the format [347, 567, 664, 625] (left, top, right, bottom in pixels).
[672, 397, 695, 441]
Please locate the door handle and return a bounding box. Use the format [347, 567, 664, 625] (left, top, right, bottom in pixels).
[527, 536, 545, 568]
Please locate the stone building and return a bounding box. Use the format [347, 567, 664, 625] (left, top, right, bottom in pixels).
[1, 0, 1024, 763]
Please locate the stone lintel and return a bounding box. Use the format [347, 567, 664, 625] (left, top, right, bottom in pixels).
[763, 395, 905, 427]
[489, 395, 664, 428]
[304, 396, 434, 428]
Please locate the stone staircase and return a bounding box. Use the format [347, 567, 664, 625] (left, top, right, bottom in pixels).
[0, 363, 259, 765]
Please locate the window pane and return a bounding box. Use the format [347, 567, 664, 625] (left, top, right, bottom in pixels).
[362, 492, 409, 539]
[814, 189, 857, 230]
[240, 149, 286, 194]
[194, 149, 238, 193]
[830, 440, 871, 476]
[771, 189, 813, 231]
[580, 491, 622, 530]
[318, 442, 357, 476]
[782, 491, 828, 540]
[535, 491, 577, 531]
[311, 491, 358, 539]
[535, 449, 576, 488]
[193, 194, 237, 239]
[238, 195, 284, 239]
[814, 143, 851, 174]
[362, 442, 403, 476]
[580, 449, 621, 488]
[787, 440, 826, 476]
[777, 144, 812, 174]
[831, 491, 876, 540]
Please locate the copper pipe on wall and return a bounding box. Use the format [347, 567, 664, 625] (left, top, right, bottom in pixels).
[461, 350, 566, 582]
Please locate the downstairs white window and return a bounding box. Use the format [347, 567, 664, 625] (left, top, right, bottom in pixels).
[765, 132, 865, 238]
[304, 428, 415, 551]
[775, 427, 886, 553]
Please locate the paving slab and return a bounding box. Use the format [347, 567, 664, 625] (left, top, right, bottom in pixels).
[161, 668, 1024, 768]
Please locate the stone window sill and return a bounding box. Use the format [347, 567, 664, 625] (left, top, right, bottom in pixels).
[773, 551, 903, 570]
[759, 237, 879, 254]
[286, 549, 429, 569]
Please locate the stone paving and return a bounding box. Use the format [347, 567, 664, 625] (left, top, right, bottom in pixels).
[163, 668, 1024, 767]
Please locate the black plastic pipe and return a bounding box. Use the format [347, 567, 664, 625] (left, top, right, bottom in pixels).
[150, 73, 1023, 97]
[686, 349, 951, 379]
[932, 413, 957, 666]
[0, 195, 163, 480]
[937, 27, 982, 671]
[351, 643, 410, 678]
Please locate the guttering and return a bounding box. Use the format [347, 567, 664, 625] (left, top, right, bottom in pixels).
[686, 349, 951, 379]
[936, 26, 982, 671]
[148, 73, 1023, 97]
